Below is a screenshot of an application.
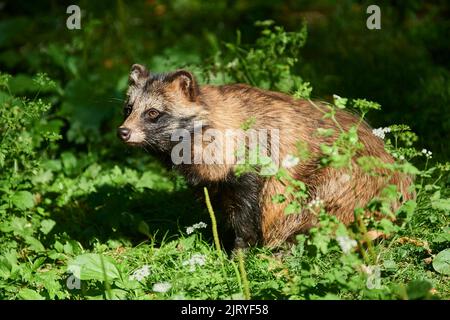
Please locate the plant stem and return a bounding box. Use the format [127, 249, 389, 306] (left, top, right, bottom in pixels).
[355, 212, 376, 265]
[204, 187, 221, 253]
[237, 249, 251, 300]
[100, 255, 113, 300]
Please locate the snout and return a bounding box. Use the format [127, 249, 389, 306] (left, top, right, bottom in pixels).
[117, 127, 131, 141]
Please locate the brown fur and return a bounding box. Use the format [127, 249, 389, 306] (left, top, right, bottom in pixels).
[118, 65, 414, 248]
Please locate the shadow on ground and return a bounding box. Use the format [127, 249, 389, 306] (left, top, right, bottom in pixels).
[48, 182, 213, 248]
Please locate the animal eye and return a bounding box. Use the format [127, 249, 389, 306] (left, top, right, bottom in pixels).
[147, 108, 160, 119]
[124, 105, 132, 117]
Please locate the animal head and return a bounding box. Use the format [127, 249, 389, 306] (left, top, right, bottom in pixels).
[117, 64, 207, 152]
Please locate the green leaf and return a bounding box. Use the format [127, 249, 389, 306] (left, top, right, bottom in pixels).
[333, 94, 347, 109]
[137, 221, 150, 237]
[11, 191, 35, 210]
[378, 219, 399, 235]
[67, 253, 121, 281]
[383, 260, 397, 271]
[0, 257, 12, 279]
[135, 171, 155, 190]
[54, 241, 64, 252]
[39, 219, 56, 235]
[433, 231, 450, 244]
[17, 288, 45, 300]
[431, 198, 450, 212]
[396, 200, 416, 220]
[108, 288, 128, 300]
[284, 202, 301, 215]
[25, 236, 45, 252]
[432, 249, 450, 275]
[61, 151, 78, 173]
[406, 280, 432, 300]
[316, 128, 335, 137]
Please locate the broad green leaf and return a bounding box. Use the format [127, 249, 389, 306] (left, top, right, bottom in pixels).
[61, 151, 77, 173]
[108, 288, 128, 300]
[67, 253, 121, 281]
[17, 288, 45, 300]
[11, 191, 35, 210]
[136, 171, 155, 190]
[406, 280, 432, 300]
[25, 236, 45, 252]
[433, 249, 450, 275]
[433, 231, 450, 243]
[0, 257, 11, 279]
[431, 198, 450, 212]
[40, 219, 56, 235]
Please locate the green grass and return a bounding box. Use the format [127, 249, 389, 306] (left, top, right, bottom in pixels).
[0, 146, 448, 300]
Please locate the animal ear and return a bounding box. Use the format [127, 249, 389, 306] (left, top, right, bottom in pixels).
[129, 64, 149, 87]
[167, 70, 199, 102]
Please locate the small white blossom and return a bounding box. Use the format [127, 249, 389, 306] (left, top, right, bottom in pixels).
[372, 127, 390, 139]
[307, 196, 324, 209]
[421, 149, 432, 159]
[193, 222, 207, 229]
[336, 235, 358, 254]
[129, 265, 150, 281]
[226, 58, 239, 69]
[153, 282, 172, 293]
[186, 222, 207, 235]
[282, 154, 300, 168]
[182, 253, 207, 272]
[186, 226, 195, 235]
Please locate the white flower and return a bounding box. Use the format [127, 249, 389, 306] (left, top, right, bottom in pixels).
[336, 235, 358, 254]
[372, 127, 390, 140]
[193, 222, 207, 229]
[129, 265, 150, 281]
[282, 154, 300, 168]
[421, 148, 432, 159]
[307, 196, 324, 208]
[186, 226, 195, 235]
[182, 253, 207, 272]
[153, 282, 172, 293]
[186, 222, 207, 235]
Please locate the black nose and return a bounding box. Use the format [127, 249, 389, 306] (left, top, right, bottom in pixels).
[117, 127, 131, 141]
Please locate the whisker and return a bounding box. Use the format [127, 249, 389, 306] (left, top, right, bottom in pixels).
[109, 97, 126, 101]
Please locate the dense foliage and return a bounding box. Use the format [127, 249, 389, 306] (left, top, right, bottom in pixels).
[0, 1, 448, 300]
